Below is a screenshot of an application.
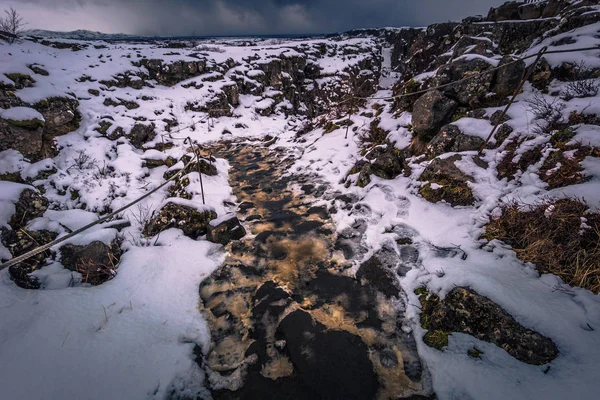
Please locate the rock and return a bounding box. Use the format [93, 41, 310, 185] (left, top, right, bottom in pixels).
[1, 228, 57, 289]
[492, 55, 526, 97]
[28, 65, 49, 76]
[4, 73, 35, 89]
[356, 245, 402, 298]
[206, 214, 246, 245]
[221, 83, 240, 106]
[277, 309, 379, 399]
[490, 110, 510, 126]
[0, 118, 44, 160]
[529, 57, 552, 90]
[487, 1, 521, 21]
[419, 155, 471, 183]
[542, 0, 569, 18]
[370, 147, 406, 180]
[435, 57, 495, 106]
[417, 287, 559, 365]
[144, 201, 217, 239]
[34, 96, 80, 136]
[418, 155, 475, 206]
[518, 2, 545, 19]
[426, 125, 485, 158]
[9, 188, 48, 230]
[452, 36, 493, 58]
[60, 241, 121, 286]
[128, 123, 156, 149]
[412, 90, 458, 141]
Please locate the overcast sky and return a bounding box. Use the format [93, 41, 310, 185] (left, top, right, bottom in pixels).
[1, 0, 504, 36]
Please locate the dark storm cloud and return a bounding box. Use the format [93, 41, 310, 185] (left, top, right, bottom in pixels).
[1, 0, 504, 36]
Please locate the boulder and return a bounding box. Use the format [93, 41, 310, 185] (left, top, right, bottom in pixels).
[435, 57, 495, 106]
[418, 155, 475, 206]
[492, 55, 526, 97]
[542, 0, 570, 18]
[518, 2, 545, 20]
[370, 147, 406, 180]
[9, 188, 49, 230]
[426, 124, 485, 158]
[144, 201, 217, 239]
[0, 118, 44, 160]
[60, 241, 121, 286]
[277, 309, 379, 399]
[417, 287, 559, 365]
[206, 214, 246, 245]
[33, 96, 80, 137]
[419, 155, 471, 183]
[452, 36, 493, 58]
[529, 57, 552, 90]
[487, 1, 521, 21]
[128, 123, 156, 149]
[412, 90, 458, 141]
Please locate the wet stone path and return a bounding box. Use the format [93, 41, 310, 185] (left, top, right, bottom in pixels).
[197, 140, 430, 399]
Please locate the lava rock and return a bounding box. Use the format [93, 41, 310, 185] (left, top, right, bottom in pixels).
[207, 214, 246, 245]
[417, 287, 559, 365]
[144, 201, 217, 239]
[128, 123, 156, 149]
[277, 309, 379, 400]
[426, 124, 485, 158]
[60, 240, 121, 286]
[412, 90, 458, 141]
[1, 228, 57, 289]
[492, 55, 526, 97]
[9, 188, 49, 230]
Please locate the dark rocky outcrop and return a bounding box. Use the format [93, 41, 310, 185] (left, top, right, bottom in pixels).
[60, 240, 122, 286]
[417, 287, 559, 365]
[426, 124, 484, 158]
[206, 214, 246, 245]
[144, 202, 217, 239]
[435, 57, 495, 107]
[128, 123, 156, 149]
[492, 55, 526, 97]
[419, 155, 475, 206]
[1, 228, 57, 289]
[412, 90, 458, 141]
[9, 188, 49, 230]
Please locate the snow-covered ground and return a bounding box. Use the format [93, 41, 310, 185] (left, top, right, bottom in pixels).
[1, 15, 600, 400]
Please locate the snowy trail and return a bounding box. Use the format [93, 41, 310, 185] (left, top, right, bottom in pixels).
[195, 139, 431, 398]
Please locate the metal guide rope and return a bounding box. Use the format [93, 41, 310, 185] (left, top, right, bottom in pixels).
[1, 45, 598, 270]
[0, 157, 198, 271]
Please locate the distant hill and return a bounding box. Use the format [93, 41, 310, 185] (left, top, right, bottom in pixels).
[24, 29, 142, 41]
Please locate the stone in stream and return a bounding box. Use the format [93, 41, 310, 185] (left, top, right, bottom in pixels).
[207, 214, 247, 245]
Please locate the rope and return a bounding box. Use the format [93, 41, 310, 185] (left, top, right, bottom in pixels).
[0, 157, 197, 271]
[340, 45, 600, 104]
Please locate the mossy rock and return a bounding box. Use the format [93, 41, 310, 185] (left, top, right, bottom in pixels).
[419, 180, 474, 206]
[95, 120, 113, 135]
[416, 286, 558, 365]
[88, 89, 100, 96]
[323, 122, 340, 134]
[143, 202, 217, 239]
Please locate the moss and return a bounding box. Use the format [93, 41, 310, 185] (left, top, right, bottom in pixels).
[404, 78, 420, 94]
[323, 122, 340, 134]
[419, 180, 474, 206]
[4, 118, 44, 130]
[0, 172, 24, 183]
[468, 348, 483, 359]
[5, 73, 33, 83]
[414, 286, 428, 296]
[550, 128, 576, 148]
[95, 120, 113, 135]
[423, 330, 449, 350]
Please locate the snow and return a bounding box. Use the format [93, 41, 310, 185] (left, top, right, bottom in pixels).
[1, 16, 600, 400]
[0, 106, 45, 122]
